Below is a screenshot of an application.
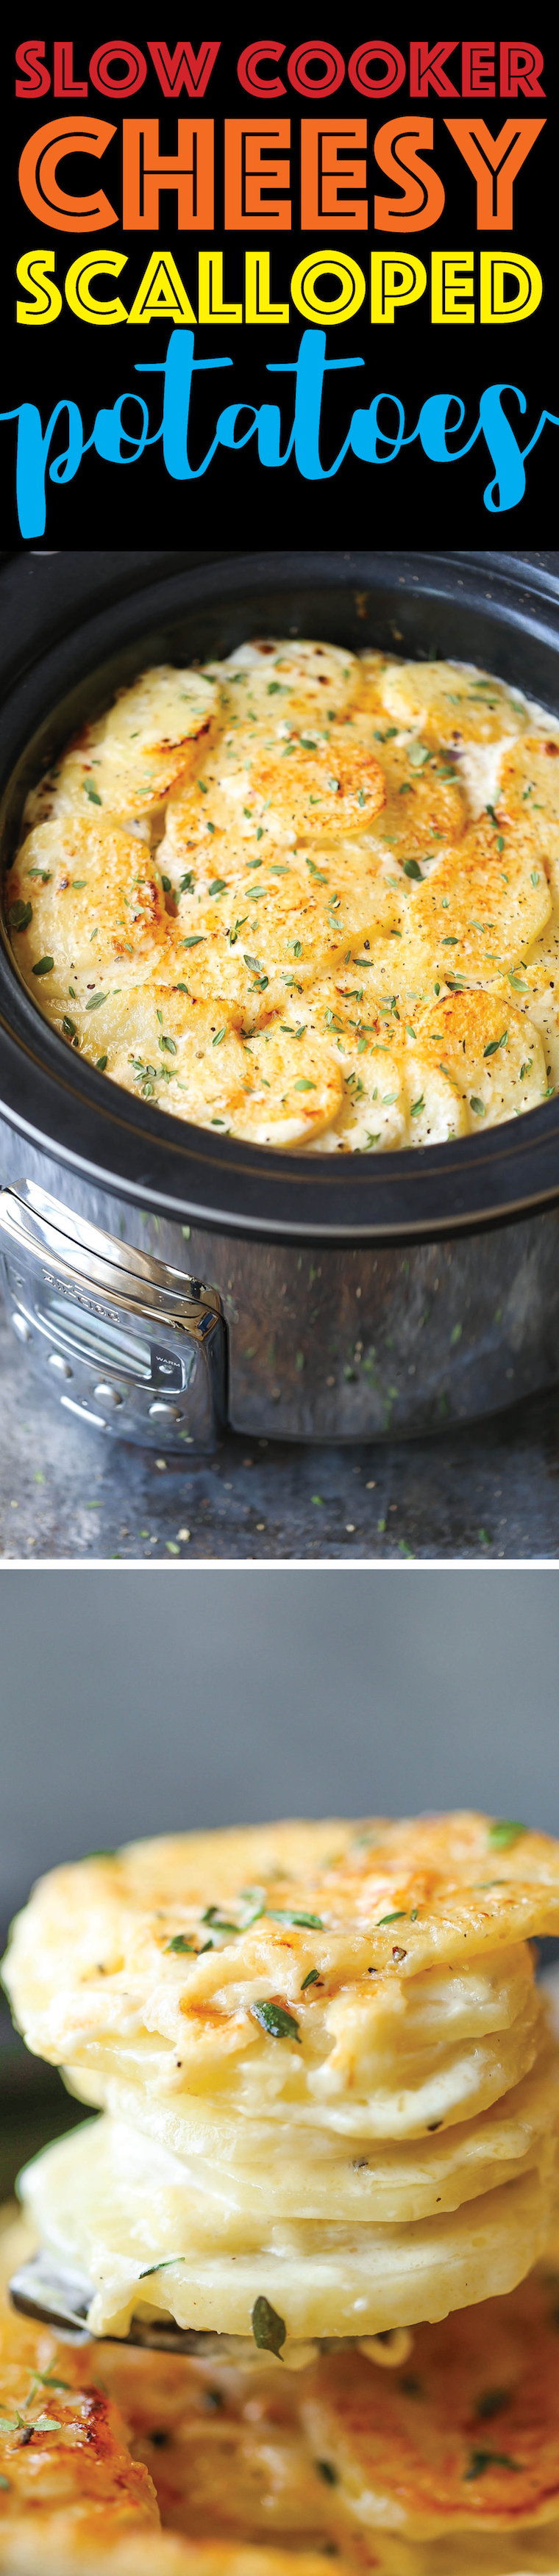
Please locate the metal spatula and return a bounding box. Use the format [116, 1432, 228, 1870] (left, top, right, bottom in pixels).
[9, 2249, 237, 2356]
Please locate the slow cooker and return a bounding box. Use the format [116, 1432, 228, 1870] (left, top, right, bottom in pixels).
[1, 548, 559, 1453]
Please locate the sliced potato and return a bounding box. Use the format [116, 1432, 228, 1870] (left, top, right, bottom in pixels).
[78, 2037, 559, 2227]
[165, 872, 396, 1027]
[399, 814, 552, 985]
[163, 726, 385, 859]
[106, 1000, 343, 1148]
[299, 2259, 559, 2538]
[9, 644, 559, 1161]
[230, 1023, 343, 1147]
[18, 2120, 554, 2344]
[411, 991, 548, 1131]
[7, 818, 168, 1027]
[6, 1819, 559, 2120]
[35, 667, 217, 826]
[216, 638, 359, 724]
[377, 660, 528, 748]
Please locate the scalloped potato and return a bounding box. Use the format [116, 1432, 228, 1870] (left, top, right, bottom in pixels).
[6, 645, 559, 1154]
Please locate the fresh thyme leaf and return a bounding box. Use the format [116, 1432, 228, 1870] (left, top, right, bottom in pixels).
[475, 2389, 511, 2421]
[96, 1055, 108, 1072]
[301, 1967, 320, 1990]
[251, 1999, 301, 2041]
[182, 936, 205, 948]
[32, 955, 54, 976]
[402, 859, 422, 881]
[464, 2450, 519, 2482]
[252, 2295, 286, 2357]
[138, 2258, 184, 2278]
[8, 900, 32, 930]
[32, 2415, 62, 2434]
[179, 872, 195, 895]
[269, 1909, 324, 1929]
[208, 878, 227, 896]
[85, 992, 107, 1011]
[161, 876, 172, 894]
[84, 781, 102, 806]
[62, 1015, 76, 1036]
[410, 1095, 424, 1118]
[159, 1034, 177, 1055]
[377, 1910, 407, 1926]
[165, 1934, 196, 1953]
[469, 1096, 485, 1116]
[293, 1077, 316, 1091]
[488, 1819, 527, 1850]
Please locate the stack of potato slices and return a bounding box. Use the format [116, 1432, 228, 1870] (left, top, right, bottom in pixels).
[2, 1813, 559, 2575]
[7, 642, 559, 1153]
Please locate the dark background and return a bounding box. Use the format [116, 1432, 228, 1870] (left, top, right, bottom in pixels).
[2, 27, 558, 546]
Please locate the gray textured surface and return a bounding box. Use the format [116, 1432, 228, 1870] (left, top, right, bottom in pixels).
[1, 1297, 558, 1558]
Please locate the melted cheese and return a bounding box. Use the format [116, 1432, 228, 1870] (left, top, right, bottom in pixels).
[7, 645, 559, 1155]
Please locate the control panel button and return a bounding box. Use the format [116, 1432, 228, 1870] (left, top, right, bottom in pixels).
[10, 1311, 32, 1343]
[93, 1383, 124, 1407]
[149, 1399, 183, 1420]
[49, 1351, 73, 1377]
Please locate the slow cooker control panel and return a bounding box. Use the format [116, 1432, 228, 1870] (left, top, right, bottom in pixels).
[0, 1182, 226, 1450]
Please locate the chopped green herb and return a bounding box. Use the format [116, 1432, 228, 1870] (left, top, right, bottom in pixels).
[252, 2295, 286, 2357]
[165, 1934, 196, 1954]
[293, 1077, 316, 1091]
[202, 1906, 238, 1932]
[84, 781, 102, 806]
[138, 2258, 184, 2278]
[469, 1096, 485, 1116]
[269, 1909, 324, 1929]
[488, 1819, 527, 1850]
[85, 991, 107, 1011]
[62, 1014, 76, 1037]
[182, 936, 205, 949]
[96, 1054, 108, 1072]
[316, 2460, 338, 2485]
[159, 1034, 177, 1055]
[301, 1968, 320, 1990]
[464, 2450, 519, 2483]
[410, 1095, 424, 1118]
[402, 858, 422, 881]
[208, 878, 227, 896]
[475, 2390, 511, 2421]
[250, 1999, 301, 2042]
[8, 900, 32, 930]
[377, 1910, 407, 1926]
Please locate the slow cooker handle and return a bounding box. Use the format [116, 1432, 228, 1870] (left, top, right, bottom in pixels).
[0, 1180, 226, 1451]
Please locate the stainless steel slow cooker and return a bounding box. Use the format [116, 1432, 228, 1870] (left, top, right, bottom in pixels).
[1, 547, 559, 1453]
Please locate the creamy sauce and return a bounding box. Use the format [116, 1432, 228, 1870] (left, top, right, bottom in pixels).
[6, 643, 559, 1154]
